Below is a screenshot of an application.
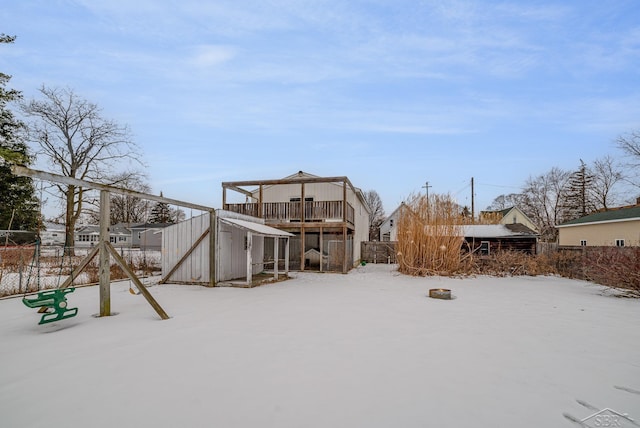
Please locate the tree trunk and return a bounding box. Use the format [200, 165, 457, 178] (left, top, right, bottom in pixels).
[64, 184, 76, 256]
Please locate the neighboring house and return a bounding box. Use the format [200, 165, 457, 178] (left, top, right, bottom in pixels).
[130, 223, 171, 250]
[462, 224, 539, 255]
[479, 206, 538, 233]
[75, 224, 132, 248]
[40, 221, 66, 246]
[222, 171, 371, 273]
[379, 203, 407, 242]
[556, 202, 640, 247]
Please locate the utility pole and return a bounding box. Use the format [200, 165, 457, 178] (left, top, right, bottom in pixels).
[471, 177, 475, 224]
[423, 181, 432, 200]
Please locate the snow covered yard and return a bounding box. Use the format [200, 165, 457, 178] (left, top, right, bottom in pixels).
[1, 264, 639, 428]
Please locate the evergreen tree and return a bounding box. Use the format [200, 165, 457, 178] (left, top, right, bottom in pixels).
[149, 192, 173, 224]
[0, 34, 39, 232]
[563, 159, 595, 220]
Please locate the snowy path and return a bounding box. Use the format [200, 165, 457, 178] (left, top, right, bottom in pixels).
[1, 264, 639, 427]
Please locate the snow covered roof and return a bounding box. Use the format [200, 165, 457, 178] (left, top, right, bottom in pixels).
[461, 224, 538, 238]
[220, 217, 294, 238]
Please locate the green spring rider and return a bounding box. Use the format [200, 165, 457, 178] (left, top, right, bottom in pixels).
[22, 288, 78, 325]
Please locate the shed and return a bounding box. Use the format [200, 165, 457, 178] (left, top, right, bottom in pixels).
[161, 210, 293, 287]
[462, 224, 538, 255]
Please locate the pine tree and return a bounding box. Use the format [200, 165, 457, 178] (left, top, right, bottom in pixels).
[149, 192, 173, 224]
[0, 34, 39, 232]
[563, 159, 595, 221]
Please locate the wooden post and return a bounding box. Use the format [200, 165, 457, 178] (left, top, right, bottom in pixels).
[209, 210, 216, 286]
[106, 243, 170, 320]
[99, 190, 111, 317]
[258, 185, 263, 218]
[273, 236, 279, 280]
[342, 225, 348, 274]
[300, 183, 305, 271]
[246, 232, 252, 286]
[342, 181, 348, 274]
[285, 237, 289, 275]
[319, 226, 323, 272]
[222, 186, 227, 208]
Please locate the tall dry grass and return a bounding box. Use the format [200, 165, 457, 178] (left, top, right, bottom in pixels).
[397, 193, 465, 276]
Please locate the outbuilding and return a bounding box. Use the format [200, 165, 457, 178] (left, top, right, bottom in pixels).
[161, 210, 293, 287]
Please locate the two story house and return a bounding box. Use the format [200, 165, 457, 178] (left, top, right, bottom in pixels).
[222, 171, 371, 273]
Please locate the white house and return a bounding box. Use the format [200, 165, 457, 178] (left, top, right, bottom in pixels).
[222, 171, 371, 273]
[40, 221, 66, 246]
[379, 203, 407, 241]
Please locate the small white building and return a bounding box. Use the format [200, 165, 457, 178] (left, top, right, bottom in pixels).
[40, 221, 65, 246]
[161, 210, 292, 286]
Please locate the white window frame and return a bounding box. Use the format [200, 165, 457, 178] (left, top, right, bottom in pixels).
[580, 240, 587, 246]
[615, 239, 625, 247]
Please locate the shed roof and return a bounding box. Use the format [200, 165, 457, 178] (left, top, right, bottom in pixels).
[557, 205, 640, 227]
[220, 217, 294, 238]
[461, 224, 538, 238]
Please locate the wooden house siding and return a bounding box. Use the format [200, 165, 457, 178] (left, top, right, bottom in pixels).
[558, 219, 640, 246]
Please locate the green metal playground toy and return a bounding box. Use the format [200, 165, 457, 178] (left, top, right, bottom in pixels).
[22, 288, 78, 325]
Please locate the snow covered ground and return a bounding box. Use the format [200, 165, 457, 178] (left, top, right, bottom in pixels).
[1, 264, 639, 428]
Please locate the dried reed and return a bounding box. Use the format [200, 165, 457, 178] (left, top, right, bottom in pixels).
[397, 193, 465, 276]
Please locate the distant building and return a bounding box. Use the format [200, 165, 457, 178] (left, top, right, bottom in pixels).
[75, 224, 132, 248]
[40, 221, 66, 246]
[556, 201, 640, 247]
[479, 206, 538, 233]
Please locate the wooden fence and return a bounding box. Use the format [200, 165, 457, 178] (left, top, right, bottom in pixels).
[361, 241, 398, 264]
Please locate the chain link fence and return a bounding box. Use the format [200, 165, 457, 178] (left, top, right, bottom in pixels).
[0, 244, 162, 298]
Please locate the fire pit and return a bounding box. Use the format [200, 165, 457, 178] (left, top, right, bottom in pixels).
[429, 288, 452, 300]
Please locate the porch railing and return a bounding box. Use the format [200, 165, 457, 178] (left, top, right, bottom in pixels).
[224, 200, 355, 225]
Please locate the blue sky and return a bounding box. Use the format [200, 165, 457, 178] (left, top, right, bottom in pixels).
[2, 0, 639, 216]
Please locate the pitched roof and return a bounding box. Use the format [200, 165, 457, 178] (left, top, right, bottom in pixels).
[557, 205, 640, 227]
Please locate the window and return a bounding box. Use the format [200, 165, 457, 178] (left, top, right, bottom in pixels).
[580, 240, 587, 246]
[480, 241, 490, 256]
[615, 239, 625, 247]
[390, 219, 394, 228]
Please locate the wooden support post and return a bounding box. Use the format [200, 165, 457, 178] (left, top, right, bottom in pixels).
[319, 226, 323, 272]
[342, 225, 348, 274]
[209, 210, 216, 287]
[246, 232, 253, 286]
[285, 237, 289, 274]
[222, 187, 227, 207]
[342, 181, 348, 274]
[300, 183, 305, 271]
[273, 236, 279, 280]
[99, 190, 111, 317]
[300, 227, 305, 271]
[106, 243, 170, 320]
[258, 185, 263, 217]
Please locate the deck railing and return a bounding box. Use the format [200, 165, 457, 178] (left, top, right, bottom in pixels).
[225, 200, 355, 225]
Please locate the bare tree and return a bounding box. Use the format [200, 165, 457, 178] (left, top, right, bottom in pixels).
[363, 190, 385, 240]
[84, 173, 152, 225]
[520, 167, 571, 241]
[22, 86, 143, 253]
[486, 193, 525, 211]
[590, 155, 624, 210]
[617, 131, 640, 189]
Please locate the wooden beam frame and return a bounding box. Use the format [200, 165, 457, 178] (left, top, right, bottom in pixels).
[10, 165, 220, 320]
